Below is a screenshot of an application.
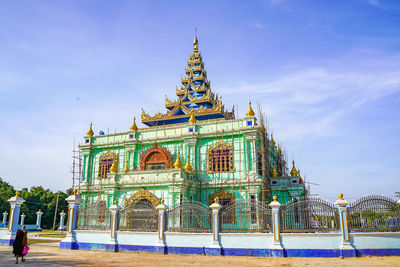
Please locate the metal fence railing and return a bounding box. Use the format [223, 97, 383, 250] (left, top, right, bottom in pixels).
[280, 197, 339, 233]
[220, 201, 272, 233]
[348, 195, 400, 232]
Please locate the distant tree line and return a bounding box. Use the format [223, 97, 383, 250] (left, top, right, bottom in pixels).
[0, 177, 72, 229]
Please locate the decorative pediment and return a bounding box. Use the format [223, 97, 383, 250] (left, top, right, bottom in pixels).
[139, 142, 172, 170]
[208, 189, 234, 205]
[125, 188, 160, 208]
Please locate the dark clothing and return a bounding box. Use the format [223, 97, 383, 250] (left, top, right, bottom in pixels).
[12, 230, 27, 257]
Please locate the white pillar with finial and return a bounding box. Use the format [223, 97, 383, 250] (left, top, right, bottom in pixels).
[20, 213, 26, 226]
[205, 198, 222, 255]
[60, 189, 83, 250]
[107, 200, 120, 252]
[0, 192, 25, 246]
[269, 195, 284, 257]
[155, 199, 168, 253]
[335, 193, 356, 257]
[36, 209, 43, 230]
[2, 211, 8, 227]
[58, 210, 66, 231]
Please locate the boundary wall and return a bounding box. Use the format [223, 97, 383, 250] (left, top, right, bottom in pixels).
[57, 193, 400, 257]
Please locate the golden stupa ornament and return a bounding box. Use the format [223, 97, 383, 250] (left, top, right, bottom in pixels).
[86, 122, 94, 136]
[290, 160, 298, 176]
[272, 164, 278, 177]
[123, 160, 129, 172]
[110, 161, 118, 173]
[260, 121, 266, 132]
[193, 28, 199, 52]
[246, 100, 255, 117]
[277, 144, 281, 154]
[271, 134, 276, 147]
[173, 151, 183, 169]
[130, 116, 138, 131]
[188, 113, 197, 124]
[184, 155, 193, 173]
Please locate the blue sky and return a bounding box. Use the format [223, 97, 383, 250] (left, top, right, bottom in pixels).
[0, 0, 399, 201]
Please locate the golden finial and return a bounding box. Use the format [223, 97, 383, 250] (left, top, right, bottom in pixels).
[161, 200, 165, 205]
[123, 160, 129, 172]
[260, 121, 266, 132]
[173, 151, 183, 169]
[271, 134, 276, 147]
[61, 210, 64, 213]
[339, 193, 343, 200]
[188, 113, 197, 124]
[73, 189, 77, 196]
[184, 155, 193, 173]
[114, 200, 118, 205]
[273, 196, 278, 202]
[130, 116, 138, 131]
[272, 164, 278, 177]
[246, 100, 255, 117]
[214, 197, 218, 204]
[193, 27, 198, 52]
[38, 209, 42, 212]
[277, 144, 281, 154]
[290, 160, 298, 176]
[86, 122, 94, 136]
[15, 191, 20, 197]
[110, 161, 118, 173]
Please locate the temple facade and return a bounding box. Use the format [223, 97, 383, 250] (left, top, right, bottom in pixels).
[78, 35, 305, 214]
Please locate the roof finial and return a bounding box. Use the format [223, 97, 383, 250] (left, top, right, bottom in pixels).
[173, 151, 183, 169]
[130, 116, 138, 131]
[184, 153, 193, 173]
[246, 100, 255, 117]
[272, 164, 278, 177]
[188, 113, 197, 124]
[86, 122, 94, 136]
[193, 27, 198, 52]
[290, 160, 298, 176]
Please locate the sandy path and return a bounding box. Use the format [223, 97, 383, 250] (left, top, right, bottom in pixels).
[0, 244, 399, 267]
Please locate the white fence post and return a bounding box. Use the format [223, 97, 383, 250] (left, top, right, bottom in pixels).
[269, 196, 284, 257]
[0, 192, 25, 246]
[206, 198, 222, 255]
[58, 210, 66, 231]
[335, 193, 356, 257]
[107, 200, 120, 252]
[155, 199, 168, 253]
[60, 190, 83, 249]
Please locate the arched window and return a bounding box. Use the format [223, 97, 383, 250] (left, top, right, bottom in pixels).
[98, 151, 118, 179]
[145, 152, 167, 170]
[208, 141, 233, 173]
[139, 142, 172, 170]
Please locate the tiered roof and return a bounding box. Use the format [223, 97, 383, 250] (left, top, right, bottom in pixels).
[141, 35, 234, 126]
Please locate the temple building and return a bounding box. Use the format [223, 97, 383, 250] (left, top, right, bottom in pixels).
[78, 35, 305, 216]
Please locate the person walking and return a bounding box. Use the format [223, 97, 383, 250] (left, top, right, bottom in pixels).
[12, 225, 28, 264]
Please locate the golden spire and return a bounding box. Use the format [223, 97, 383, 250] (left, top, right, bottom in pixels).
[339, 193, 344, 200]
[246, 100, 255, 117]
[260, 121, 266, 132]
[271, 164, 278, 177]
[290, 160, 298, 176]
[173, 151, 183, 169]
[15, 191, 20, 197]
[130, 116, 138, 131]
[110, 161, 118, 173]
[270, 134, 276, 147]
[123, 160, 129, 172]
[188, 113, 197, 124]
[86, 122, 94, 136]
[184, 155, 193, 173]
[277, 144, 281, 154]
[193, 27, 198, 52]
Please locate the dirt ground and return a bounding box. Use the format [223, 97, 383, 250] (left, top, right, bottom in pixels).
[1, 244, 399, 267]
